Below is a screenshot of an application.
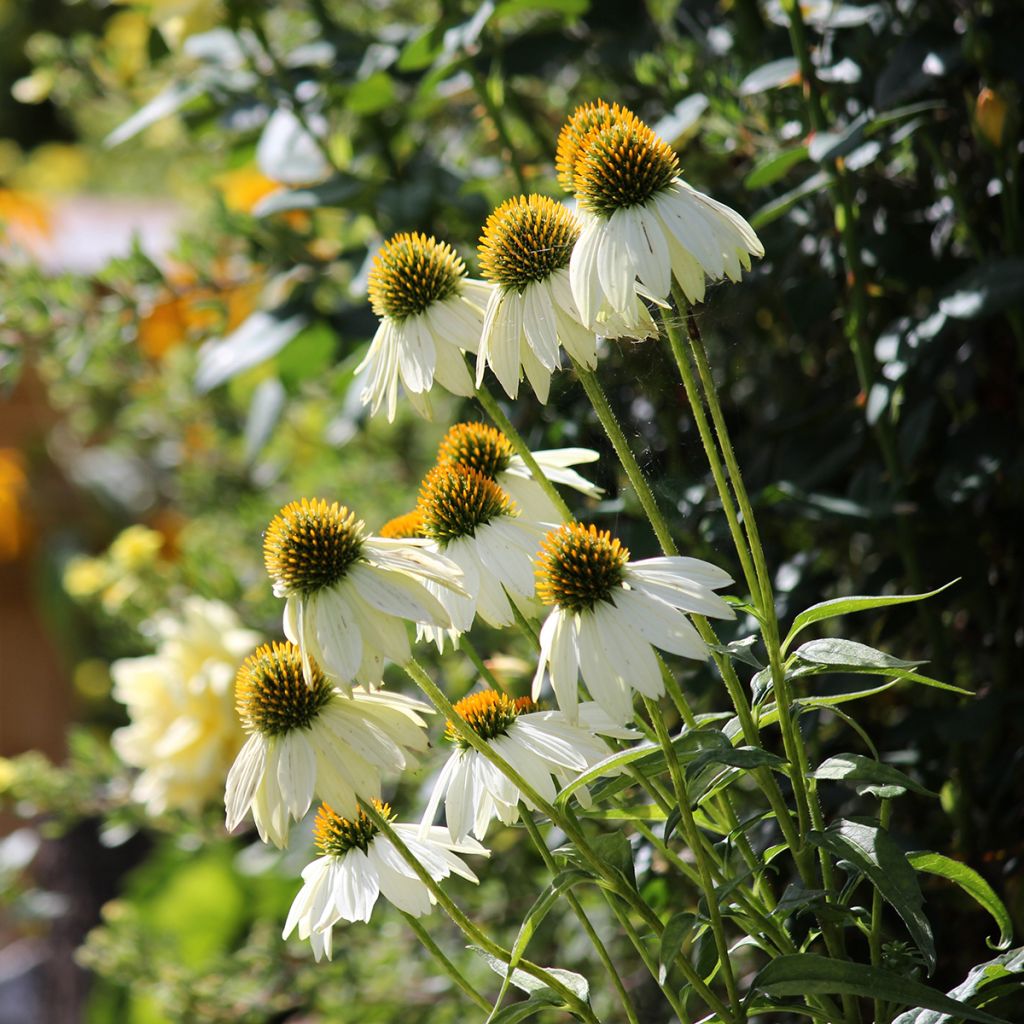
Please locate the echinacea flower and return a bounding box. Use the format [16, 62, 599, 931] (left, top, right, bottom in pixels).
[476, 195, 654, 402]
[111, 596, 259, 816]
[358, 232, 492, 421]
[283, 800, 487, 959]
[436, 421, 601, 526]
[422, 689, 638, 841]
[558, 101, 764, 328]
[264, 498, 464, 690]
[415, 464, 543, 639]
[225, 642, 432, 847]
[532, 523, 734, 723]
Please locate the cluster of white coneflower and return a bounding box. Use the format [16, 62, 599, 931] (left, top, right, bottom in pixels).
[221, 99, 761, 961]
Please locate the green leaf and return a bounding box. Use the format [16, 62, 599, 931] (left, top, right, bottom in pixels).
[194, 308, 308, 392]
[104, 81, 204, 148]
[495, 0, 590, 15]
[807, 820, 935, 971]
[489, 999, 565, 1024]
[740, 58, 800, 96]
[907, 852, 1013, 951]
[589, 832, 636, 888]
[750, 171, 830, 229]
[938, 260, 1024, 321]
[686, 745, 787, 778]
[784, 582, 958, 652]
[892, 948, 1024, 1024]
[252, 174, 368, 216]
[744, 145, 810, 189]
[793, 637, 923, 671]
[752, 956, 1011, 1024]
[471, 947, 589, 1002]
[659, 912, 697, 984]
[812, 754, 936, 799]
[707, 636, 764, 669]
[347, 71, 397, 115]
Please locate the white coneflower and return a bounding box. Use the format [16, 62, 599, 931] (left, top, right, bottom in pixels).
[476, 195, 654, 402]
[557, 101, 764, 329]
[422, 689, 638, 841]
[358, 232, 492, 421]
[263, 497, 463, 690]
[532, 523, 735, 723]
[415, 464, 543, 638]
[436, 421, 601, 526]
[282, 801, 487, 960]
[224, 643, 433, 848]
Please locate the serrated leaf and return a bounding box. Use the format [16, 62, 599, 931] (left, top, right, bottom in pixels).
[807, 820, 935, 971]
[892, 948, 1024, 1024]
[754, 956, 1010, 1023]
[784, 582, 957, 652]
[812, 754, 935, 799]
[740, 58, 800, 96]
[686, 746, 787, 778]
[907, 852, 1013, 951]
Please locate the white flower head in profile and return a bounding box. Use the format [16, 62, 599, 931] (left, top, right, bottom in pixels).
[224, 642, 432, 848]
[422, 689, 638, 842]
[283, 800, 487, 960]
[435, 421, 602, 527]
[557, 101, 764, 329]
[475, 195, 655, 402]
[358, 232, 492, 421]
[263, 497, 463, 691]
[111, 596, 260, 817]
[414, 463, 543, 642]
[532, 523, 735, 724]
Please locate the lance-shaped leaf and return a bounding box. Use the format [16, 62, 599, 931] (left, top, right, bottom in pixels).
[752, 955, 1011, 1024]
[812, 753, 936, 799]
[807, 820, 935, 971]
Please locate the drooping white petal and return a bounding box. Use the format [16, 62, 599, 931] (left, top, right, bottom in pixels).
[225, 733, 268, 831]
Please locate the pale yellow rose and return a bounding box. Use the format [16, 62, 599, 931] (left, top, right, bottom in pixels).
[111, 597, 260, 816]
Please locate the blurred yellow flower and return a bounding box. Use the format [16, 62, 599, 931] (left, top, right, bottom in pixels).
[101, 10, 150, 84]
[111, 596, 261, 816]
[112, 0, 223, 48]
[0, 756, 16, 794]
[11, 143, 89, 195]
[212, 165, 282, 214]
[109, 524, 164, 570]
[0, 188, 51, 243]
[976, 87, 1008, 148]
[63, 555, 110, 599]
[0, 449, 30, 563]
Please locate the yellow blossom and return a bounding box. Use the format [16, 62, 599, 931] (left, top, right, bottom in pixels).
[63, 556, 110, 599]
[0, 449, 30, 562]
[109, 524, 164, 570]
[976, 87, 1008, 147]
[111, 597, 260, 815]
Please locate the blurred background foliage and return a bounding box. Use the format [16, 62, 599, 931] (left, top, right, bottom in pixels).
[1, 0, 1022, 1022]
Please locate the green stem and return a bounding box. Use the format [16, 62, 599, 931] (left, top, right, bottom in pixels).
[870, 799, 893, 1024]
[469, 65, 529, 194]
[659, 310, 761, 604]
[360, 801, 595, 1020]
[401, 913, 492, 1012]
[404, 657, 734, 1022]
[681, 304, 857, 1022]
[476, 383, 573, 521]
[572, 360, 678, 555]
[520, 809, 641, 1024]
[457, 635, 504, 692]
[645, 698, 744, 1021]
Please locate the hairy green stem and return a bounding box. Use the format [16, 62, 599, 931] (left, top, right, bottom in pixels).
[401, 913, 492, 1012]
[360, 801, 595, 1020]
[476, 383, 573, 521]
[644, 697, 744, 1021]
[520, 808, 641, 1024]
